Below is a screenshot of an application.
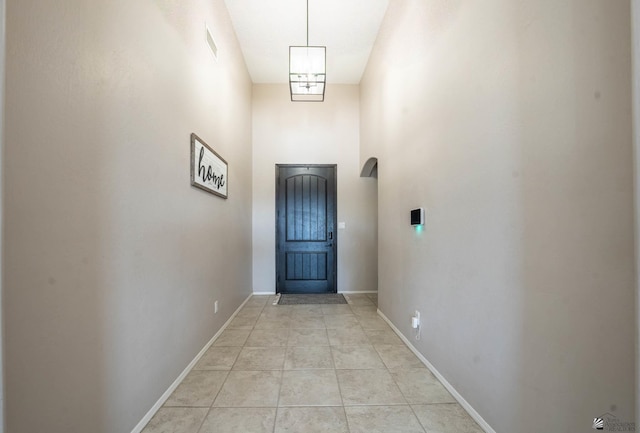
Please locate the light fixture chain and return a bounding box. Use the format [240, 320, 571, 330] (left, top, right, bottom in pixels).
[289, 0, 325, 101]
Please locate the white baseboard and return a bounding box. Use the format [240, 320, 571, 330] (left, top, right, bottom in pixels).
[131, 293, 253, 433]
[340, 291, 378, 294]
[252, 291, 275, 295]
[377, 310, 496, 433]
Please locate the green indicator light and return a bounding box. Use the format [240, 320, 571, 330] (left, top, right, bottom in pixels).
[415, 225, 423, 233]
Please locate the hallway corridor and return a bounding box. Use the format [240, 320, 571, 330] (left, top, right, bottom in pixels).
[141, 294, 483, 433]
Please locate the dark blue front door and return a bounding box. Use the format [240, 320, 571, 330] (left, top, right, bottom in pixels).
[276, 164, 337, 294]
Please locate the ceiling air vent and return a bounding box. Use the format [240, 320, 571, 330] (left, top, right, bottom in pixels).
[206, 24, 218, 61]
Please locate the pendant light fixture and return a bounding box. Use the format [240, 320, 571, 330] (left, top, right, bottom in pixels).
[289, 0, 326, 102]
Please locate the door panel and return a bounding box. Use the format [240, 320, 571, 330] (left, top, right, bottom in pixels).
[286, 174, 326, 241]
[276, 165, 336, 293]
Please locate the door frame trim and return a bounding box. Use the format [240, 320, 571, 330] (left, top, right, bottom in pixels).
[275, 164, 338, 294]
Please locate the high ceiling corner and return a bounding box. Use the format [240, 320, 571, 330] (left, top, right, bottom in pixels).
[224, 0, 389, 84]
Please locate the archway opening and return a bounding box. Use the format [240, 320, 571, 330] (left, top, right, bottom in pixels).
[360, 157, 378, 178]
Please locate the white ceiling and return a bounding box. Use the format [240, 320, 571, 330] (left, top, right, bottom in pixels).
[224, 0, 389, 84]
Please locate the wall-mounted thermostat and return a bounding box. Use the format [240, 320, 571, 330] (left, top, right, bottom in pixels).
[410, 208, 425, 226]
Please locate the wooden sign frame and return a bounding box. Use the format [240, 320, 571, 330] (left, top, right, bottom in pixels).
[190, 133, 228, 199]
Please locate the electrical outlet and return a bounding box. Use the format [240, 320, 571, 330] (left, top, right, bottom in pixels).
[412, 310, 422, 341]
[214, 300, 219, 314]
[412, 310, 421, 329]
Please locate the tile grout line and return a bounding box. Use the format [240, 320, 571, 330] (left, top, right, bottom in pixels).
[407, 400, 429, 433]
[272, 307, 289, 433]
[206, 297, 279, 433]
[197, 298, 269, 433]
[198, 297, 270, 432]
[150, 295, 431, 432]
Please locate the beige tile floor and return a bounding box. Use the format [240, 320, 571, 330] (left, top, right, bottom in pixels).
[142, 294, 484, 433]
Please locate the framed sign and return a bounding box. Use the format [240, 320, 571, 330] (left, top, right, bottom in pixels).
[190, 133, 228, 198]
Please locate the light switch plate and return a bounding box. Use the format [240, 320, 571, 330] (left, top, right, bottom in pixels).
[338, 222, 346, 229]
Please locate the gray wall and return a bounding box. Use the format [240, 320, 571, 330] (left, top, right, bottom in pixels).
[0, 0, 4, 430]
[361, 1, 635, 432]
[4, 0, 252, 432]
[252, 84, 378, 294]
[633, 0, 640, 423]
